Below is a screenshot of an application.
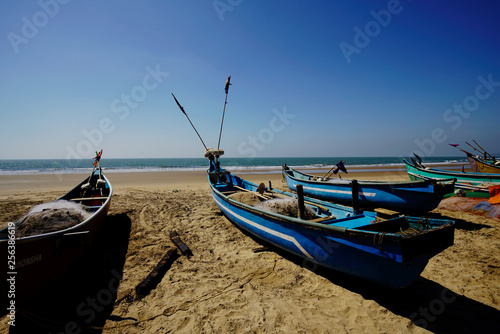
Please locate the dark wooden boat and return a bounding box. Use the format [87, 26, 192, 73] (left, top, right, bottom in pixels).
[0, 154, 112, 311]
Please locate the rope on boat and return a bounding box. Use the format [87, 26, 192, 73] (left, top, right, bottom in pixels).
[373, 232, 387, 250]
[399, 226, 420, 235]
[416, 217, 431, 230]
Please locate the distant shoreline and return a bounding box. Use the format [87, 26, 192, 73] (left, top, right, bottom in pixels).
[0, 156, 472, 176]
[0, 162, 472, 195]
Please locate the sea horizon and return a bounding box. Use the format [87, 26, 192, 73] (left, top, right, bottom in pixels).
[0, 156, 474, 176]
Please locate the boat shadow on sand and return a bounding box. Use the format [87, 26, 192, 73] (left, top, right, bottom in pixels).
[321, 271, 500, 334]
[229, 218, 500, 334]
[426, 211, 494, 231]
[9, 213, 132, 334]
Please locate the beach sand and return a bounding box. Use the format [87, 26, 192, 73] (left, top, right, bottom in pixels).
[1, 166, 499, 333]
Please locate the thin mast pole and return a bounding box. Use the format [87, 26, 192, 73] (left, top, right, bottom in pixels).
[171, 93, 208, 150]
[217, 76, 231, 150]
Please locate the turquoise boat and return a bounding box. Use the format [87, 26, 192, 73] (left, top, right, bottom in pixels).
[403, 158, 500, 197]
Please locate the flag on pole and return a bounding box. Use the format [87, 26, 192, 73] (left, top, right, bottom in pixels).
[225, 76, 231, 94]
[172, 93, 186, 115]
[334, 160, 347, 174]
[93, 149, 103, 166]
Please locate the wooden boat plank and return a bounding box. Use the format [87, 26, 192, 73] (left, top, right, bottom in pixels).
[70, 196, 109, 201]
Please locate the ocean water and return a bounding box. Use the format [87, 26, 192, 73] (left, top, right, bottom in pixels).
[0, 156, 469, 176]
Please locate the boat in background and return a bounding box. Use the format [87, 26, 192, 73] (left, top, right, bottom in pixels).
[207, 149, 455, 288]
[467, 154, 500, 174]
[282, 164, 454, 214]
[0, 150, 113, 310]
[450, 142, 500, 174]
[404, 157, 500, 197]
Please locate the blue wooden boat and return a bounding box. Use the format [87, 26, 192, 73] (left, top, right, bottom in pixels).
[282, 165, 455, 214]
[403, 158, 500, 197]
[0, 151, 112, 310]
[207, 151, 455, 288]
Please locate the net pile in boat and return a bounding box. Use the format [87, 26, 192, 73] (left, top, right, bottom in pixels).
[15, 200, 91, 237]
[228, 192, 263, 206]
[254, 198, 317, 219]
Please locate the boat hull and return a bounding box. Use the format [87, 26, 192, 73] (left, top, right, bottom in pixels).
[283, 166, 454, 213]
[209, 170, 454, 288]
[471, 156, 500, 174]
[0, 173, 112, 310]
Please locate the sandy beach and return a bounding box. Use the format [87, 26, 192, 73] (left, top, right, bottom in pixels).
[1, 166, 499, 333]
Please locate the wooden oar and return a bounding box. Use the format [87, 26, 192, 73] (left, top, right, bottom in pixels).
[232, 185, 270, 200]
[473, 139, 496, 161]
[71, 196, 108, 201]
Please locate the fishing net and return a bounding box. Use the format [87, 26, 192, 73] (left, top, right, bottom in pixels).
[254, 198, 317, 220]
[437, 197, 500, 221]
[227, 191, 318, 219]
[15, 200, 91, 238]
[489, 185, 500, 205]
[228, 192, 263, 206]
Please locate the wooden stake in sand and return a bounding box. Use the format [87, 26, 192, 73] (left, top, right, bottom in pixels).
[135, 248, 179, 299]
[170, 230, 193, 257]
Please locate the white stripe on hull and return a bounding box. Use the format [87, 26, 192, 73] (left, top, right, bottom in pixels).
[213, 195, 314, 259]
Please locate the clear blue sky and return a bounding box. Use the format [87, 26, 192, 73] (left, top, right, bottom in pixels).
[1, 0, 499, 159]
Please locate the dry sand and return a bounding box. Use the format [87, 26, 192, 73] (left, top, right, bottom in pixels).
[1, 166, 499, 333]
